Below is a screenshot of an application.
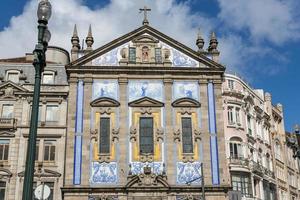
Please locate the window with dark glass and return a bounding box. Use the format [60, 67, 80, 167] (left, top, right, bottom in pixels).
[228, 80, 234, 90]
[139, 117, 154, 154]
[43, 140, 56, 161]
[129, 47, 136, 63]
[182, 117, 193, 153]
[230, 143, 242, 159]
[231, 173, 253, 197]
[155, 48, 162, 63]
[99, 117, 110, 154]
[0, 181, 5, 200]
[0, 140, 9, 161]
[32, 182, 37, 200]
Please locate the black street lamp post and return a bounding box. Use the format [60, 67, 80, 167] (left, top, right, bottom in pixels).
[22, 0, 52, 199]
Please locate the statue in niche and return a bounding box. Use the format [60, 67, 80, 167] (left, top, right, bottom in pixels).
[142, 46, 149, 62]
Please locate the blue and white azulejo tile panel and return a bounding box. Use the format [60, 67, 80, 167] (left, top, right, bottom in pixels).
[130, 162, 164, 175]
[90, 162, 118, 184]
[176, 162, 202, 184]
[173, 81, 199, 101]
[92, 80, 119, 100]
[128, 80, 163, 102]
[161, 43, 199, 68]
[91, 43, 129, 66]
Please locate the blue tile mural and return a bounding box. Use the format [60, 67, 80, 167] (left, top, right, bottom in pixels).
[74, 80, 84, 185]
[173, 81, 199, 101]
[176, 162, 202, 184]
[130, 162, 164, 175]
[92, 80, 119, 100]
[90, 162, 118, 184]
[207, 82, 220, 185]
[91, 43, 128, 66]
[128, 80, 163, 102]
[161, 43, 199, 68]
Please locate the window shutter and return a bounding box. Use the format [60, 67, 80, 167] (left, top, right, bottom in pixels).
[181, 117, 193, 153]
[139, 117, 154, 154]
[99, 118, 110, 154]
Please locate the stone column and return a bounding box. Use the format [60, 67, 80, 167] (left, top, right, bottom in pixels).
[259, 178, 264, 200]
[118, 76, 128, 185]
[163, 75, 175, 184]
[81, 75, 93, 185]
[65, 77, 78, 185]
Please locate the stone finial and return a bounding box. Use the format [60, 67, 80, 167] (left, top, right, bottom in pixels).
[265, 92, 272, 101]
[85, 24, 94, 50]
[208, 31, 219, 53]
[276, 103, 283, 112]
[71, 24, 80, 50]
[196, 29, 204, 52]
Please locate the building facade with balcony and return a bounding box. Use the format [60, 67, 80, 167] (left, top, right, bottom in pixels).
[223, 73, 278, 200]
[223, 73, 300, 200]
[0, 46, 69, 200]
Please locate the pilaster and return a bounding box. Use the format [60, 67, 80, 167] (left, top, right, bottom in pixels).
[118, 76, 128, 184]
[163, 75, 175, 184]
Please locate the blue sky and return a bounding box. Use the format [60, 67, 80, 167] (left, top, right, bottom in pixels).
[0, 0, 299, 132]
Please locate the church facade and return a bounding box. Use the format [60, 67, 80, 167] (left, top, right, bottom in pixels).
[62, 20, 230, 200]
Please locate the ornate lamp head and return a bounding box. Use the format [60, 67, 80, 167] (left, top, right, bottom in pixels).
[37, 0, 52, 22]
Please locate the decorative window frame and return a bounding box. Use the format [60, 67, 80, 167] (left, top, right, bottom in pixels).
[42, 70, 57, 84]
[172, 97, 201, 163]
[5, 70, 20, 83]
[90, 97, 120, 163]
[128, 96, 164, 163]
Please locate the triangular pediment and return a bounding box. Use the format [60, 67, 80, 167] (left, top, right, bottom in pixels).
[0, 81, 28, 99]
[68, 25, 225, 70]
[128, 96, 164, 107]
[90, 97, 120, 107]
[0, 131, 15, 137]
[172, 97, 201, 108]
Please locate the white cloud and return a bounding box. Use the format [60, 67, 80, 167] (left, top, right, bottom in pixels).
[0, 0, 212, 58]
[217, 0, 300, 44]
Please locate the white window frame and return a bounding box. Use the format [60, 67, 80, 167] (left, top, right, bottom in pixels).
[42, 71, 55, 84]
[5, 70, 20, 83]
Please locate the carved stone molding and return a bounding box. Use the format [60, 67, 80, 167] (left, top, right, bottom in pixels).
[140, 154, 154, 163]
[155, 128, 164, 142]
[99, 108, 112, 115]
[194, 129, 202, 142]
[90, 129, 98, 141]
[140, 107, 152, 115]
[173, 128, 181, 142]
[126, 166, 169, 188]
[130, 126, 137, 142]
[179, 108, 192, 115]
[182, 154, 195, 163]
[97, 155, 111, 163]
[112, 128, 119, 142]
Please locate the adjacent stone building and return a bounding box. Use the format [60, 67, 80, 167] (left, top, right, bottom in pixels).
[222, 73, 300, 200]
[0, 47, 69, 200]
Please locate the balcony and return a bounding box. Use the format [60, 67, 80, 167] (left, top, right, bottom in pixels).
[0, 118, 17, 130]
[222, 87, 245, 99]
[229, 157, 250, 171]
[251, 161, 264, 176]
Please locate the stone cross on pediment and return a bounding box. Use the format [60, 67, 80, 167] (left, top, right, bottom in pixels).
[139, 6, 151, 25]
